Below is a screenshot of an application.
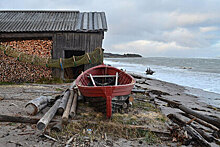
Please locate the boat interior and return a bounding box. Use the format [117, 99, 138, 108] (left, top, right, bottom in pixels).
[79, 67, 133, 87]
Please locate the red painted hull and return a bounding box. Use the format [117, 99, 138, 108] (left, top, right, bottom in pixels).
[75, 64, 135, 118]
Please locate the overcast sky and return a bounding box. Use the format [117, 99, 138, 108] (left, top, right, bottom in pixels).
[1, 0, 220, 57]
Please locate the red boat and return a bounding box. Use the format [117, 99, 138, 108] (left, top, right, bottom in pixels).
[75, 64, 135, 118]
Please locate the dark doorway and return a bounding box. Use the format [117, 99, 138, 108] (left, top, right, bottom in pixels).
[64, 50, 85, 79]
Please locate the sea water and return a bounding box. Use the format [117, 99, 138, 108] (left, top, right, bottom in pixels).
[104, 57, 220, 108]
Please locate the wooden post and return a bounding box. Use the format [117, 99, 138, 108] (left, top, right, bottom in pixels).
[70, 91, 78, 118]
[37, 99, 61, 130]
[25, 96, 52, 115]
[62, 90, 74, 124]
[57, 90, 70, 115]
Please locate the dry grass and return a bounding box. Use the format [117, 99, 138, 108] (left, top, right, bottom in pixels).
[50, 93, 169, 145]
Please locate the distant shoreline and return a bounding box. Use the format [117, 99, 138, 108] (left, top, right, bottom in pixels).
[104, 52, 142, 58]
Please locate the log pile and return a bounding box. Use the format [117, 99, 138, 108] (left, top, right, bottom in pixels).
[0, 80, 78, 133]
[33, 81, 77, 131]
[0, 39, 52, 83]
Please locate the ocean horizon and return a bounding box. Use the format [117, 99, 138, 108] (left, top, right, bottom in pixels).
[104, 57, 220, 108]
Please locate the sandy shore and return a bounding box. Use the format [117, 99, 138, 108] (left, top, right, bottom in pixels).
[0, 74, 220, 146]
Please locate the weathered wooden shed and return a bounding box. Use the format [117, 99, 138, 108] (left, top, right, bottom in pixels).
[0, 10, 107, 80]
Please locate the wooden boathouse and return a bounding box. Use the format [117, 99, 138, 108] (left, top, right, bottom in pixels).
[0, 10, 108, 81]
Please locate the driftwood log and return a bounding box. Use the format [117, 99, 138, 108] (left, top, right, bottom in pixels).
[25, 96, 52, 115]
[57, 90, 70, 115]
[184, 126, 211, 147]
[0, 114, 41, 124]
[168, 114, 211, 147]
[62, 90, 74, 124]
[153, 95, 180, 107]
[37, 99, 61, 130]
[23, 90, 61, 94]
[153, 95, 220, 129]
[178, 105, 220, 129]
[172, 114, 214, 143]
[131, 89, 146, 93]
[70, 92, 78, 118]
[193, 127, 214, 143]
[52, 121, 63, 132]
[180, 112, 219, 132]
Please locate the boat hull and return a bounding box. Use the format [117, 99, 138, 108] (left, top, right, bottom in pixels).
[76, 64, 135, 118]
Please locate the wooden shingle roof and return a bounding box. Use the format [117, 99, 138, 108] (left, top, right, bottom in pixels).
[0, 10, 107, 33]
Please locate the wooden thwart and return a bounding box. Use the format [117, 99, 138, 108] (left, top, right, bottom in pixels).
[89, 74, 96, 86]
[87, 75, 116, 78]
[115, 72, 118, 86]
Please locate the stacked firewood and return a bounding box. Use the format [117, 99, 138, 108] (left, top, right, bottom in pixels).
[0, 39, 52, 83]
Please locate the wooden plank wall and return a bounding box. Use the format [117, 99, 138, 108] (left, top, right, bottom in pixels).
[52, 32, 104, 79]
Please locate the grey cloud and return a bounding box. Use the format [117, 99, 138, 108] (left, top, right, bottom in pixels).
[1, 0, 220, 57]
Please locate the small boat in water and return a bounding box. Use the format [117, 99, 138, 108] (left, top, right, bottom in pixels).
[145, 68, 155, 75]
[75, 64, 135, 118]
